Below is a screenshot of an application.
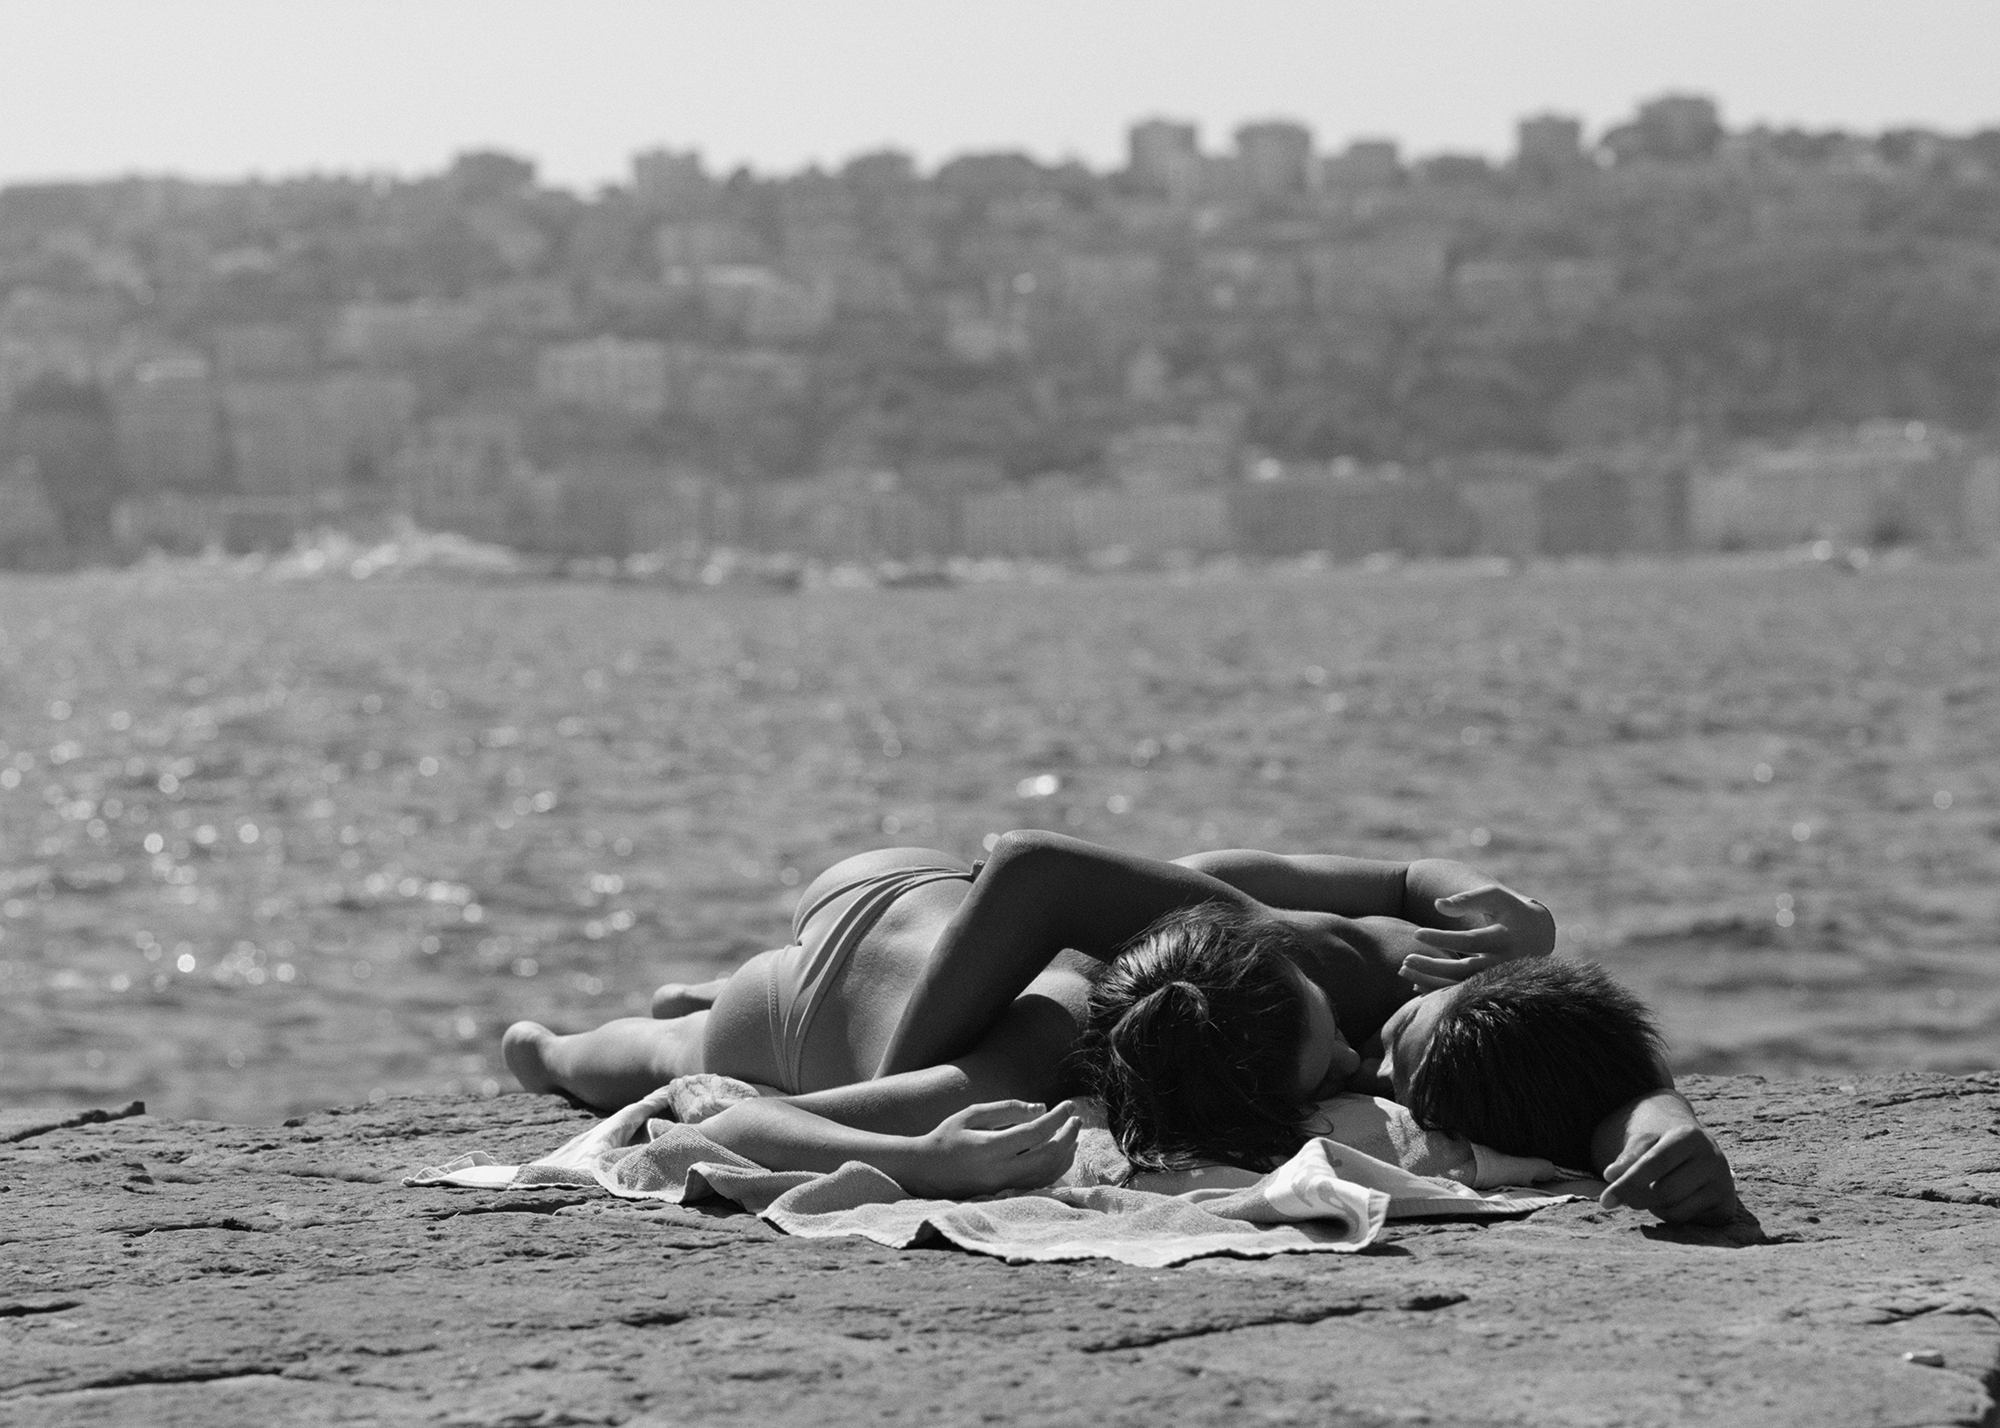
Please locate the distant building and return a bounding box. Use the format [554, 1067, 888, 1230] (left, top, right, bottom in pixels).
[962, 486, 1082, 559]
[934, 151, 1049, 203]
[1516, 114, 1588, 181]
[564, 206, 650, 278]
[446, 150, 536, 201]
[465, 205, 552, 273]
[840, 149, 919, 196]
[1057, 251, 1162, 323]
[1453, 259, 1541, 325]
[654, 218, 767, 272]
[902, 456, 1008, 502]
[1197, 248, 1304, 314]
[0, 286, 122, 353]
[781, 213, 866, 258]
[315, 371, 419, 480]
[2, 377, 120, 545]
[1456, 471, 1542, 560]
[1124, 345, 1172, 405]
[1128, 119, 1203, 202]
[0, 288, 121, 396]
[1548, 363, 1674, 447]
[393, 410, 530, 534]
[1073, 490, 1233, 555]
[776, 168, 859, 227]
[662, 344, 810, 423]
[1967, 455, 2000, 548]
[112, 491, 309, 556]
[1106, 422, 1237, 492]
[1606, 95, 1724, 165]
[1321, 139, 1404, 191]
[328, 299, 482, 367]
[1454, 255, 1621, 328]
[782, 253, 910, 317]
[221, 382, 338, 496]
[210, 323, 313, 380]
[535, 337, 670, 418]
[1690, 428, 1968, 549]
[1540, 258, 1619, 319]
[1302, 233, 1451, 311]
[743, 474, 955, 561]
[631, 148, 714, 215]
[111, 355, 222, 490]
[471, 279, 582, 338]
[1235, 121, 1315, 197]
[220, 373, 415, 496]
[0, 456, 67, 567]
[942, 294, 1031, 364]
[672, 264, 834, 343]
[1229, 469, 1477, 560]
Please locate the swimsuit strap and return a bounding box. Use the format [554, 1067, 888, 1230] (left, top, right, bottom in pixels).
[778, 865, 971, 1092]
[790, 864, 969, 940]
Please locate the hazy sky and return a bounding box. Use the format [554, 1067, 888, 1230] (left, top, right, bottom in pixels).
[4, 0, 1996, 188]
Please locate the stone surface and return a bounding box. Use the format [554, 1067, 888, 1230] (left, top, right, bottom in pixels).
[3, 1074, 1997, 1428]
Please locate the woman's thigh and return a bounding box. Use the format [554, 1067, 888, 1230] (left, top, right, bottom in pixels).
[702, 948, 786, 1086]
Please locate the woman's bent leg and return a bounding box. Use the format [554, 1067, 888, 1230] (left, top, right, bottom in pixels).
[503, 1013, 709, 1112]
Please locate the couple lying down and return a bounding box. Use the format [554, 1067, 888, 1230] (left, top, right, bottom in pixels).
[505, 831, 1736, 1223]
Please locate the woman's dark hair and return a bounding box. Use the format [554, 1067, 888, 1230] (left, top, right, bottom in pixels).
[1404, 959, 1667, 1172]
[1071, 901, 1313, 1174]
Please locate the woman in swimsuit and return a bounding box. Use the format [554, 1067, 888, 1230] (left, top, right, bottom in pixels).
[505, 831, 1732, 1219]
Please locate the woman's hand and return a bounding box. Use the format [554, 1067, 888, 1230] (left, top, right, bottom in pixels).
[1397, 883, 1557, 991]
[901, 1099, 1081, 1199]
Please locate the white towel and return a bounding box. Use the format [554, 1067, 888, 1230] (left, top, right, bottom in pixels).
[407, 1088, 1582, 1267]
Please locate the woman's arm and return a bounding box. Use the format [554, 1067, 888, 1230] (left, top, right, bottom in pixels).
[698, 992, 1089, 1196]
[699, 1096, 1080, 1198]
[874, 830, 1258, 1078]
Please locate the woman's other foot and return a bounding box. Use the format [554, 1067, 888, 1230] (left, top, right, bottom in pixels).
[650, 981, 720, 1018]
[502, 1020, 561, 1094]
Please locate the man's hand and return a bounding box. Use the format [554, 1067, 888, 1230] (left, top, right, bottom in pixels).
[903, 1100, 1081, 1199]
[1397, 883, 1557, 990]
[1596, 1092, 1738, 1225]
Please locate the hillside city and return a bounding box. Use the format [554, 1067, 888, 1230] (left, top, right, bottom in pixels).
[2, 93, 1998, 570]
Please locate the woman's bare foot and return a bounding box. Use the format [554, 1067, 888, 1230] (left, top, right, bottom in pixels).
[650, 979, 724, 1018]
[502, 1020, 561, 1094]
[501, 1014, 710, 1110]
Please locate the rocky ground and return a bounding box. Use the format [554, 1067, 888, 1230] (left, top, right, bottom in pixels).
[3, 1073, 1997, 1428]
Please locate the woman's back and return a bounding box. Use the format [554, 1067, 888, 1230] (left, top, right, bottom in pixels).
[703, 847, 979, 1092]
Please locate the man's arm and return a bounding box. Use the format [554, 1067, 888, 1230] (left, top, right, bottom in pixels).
[1182, 851, 1556, 988]
[1590, 1088, 1738, 1225]
[873, 831, 1258, 1077]
[1174, 849, 1512, 929]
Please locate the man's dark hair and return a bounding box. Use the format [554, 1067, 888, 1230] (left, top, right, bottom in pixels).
[1071, 901, 1311, 1174]
[1404, 958, 1666, 1172]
